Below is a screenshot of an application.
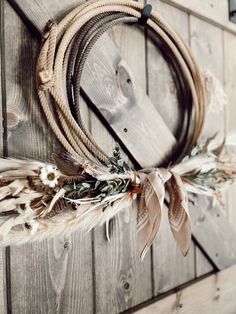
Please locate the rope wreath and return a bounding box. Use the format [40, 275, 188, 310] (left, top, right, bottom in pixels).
[37, 0, 205, 165]
[0, 0, 235, 260]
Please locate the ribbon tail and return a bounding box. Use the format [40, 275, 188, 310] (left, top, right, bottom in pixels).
[137, 169, 170, 261]
[167, 172, 191, 256]
[137, 188, 162, 261]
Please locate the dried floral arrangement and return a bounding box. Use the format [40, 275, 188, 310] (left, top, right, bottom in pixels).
[0, 0, 235, 260]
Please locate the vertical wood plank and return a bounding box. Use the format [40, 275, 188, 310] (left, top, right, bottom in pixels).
[148, 1, 195, 295]
[0, 251, 6, 314]
[0, 2, 9, 313]
[162, 0, 236, 35]
[152, 206, 195, 294]
[224, 31, 236, 232]
[90, 16, 152, 314]
[0, 0, 7, 312]
[189, 16, 224, 277]
[147, 1, 189, 136]
[190, 15, 225, 139]
[0, 0, 4, 154]
[8, 0, 87, 34]
[4, 2, 93, 313]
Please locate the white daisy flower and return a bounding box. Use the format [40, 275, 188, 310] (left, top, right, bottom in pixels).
[39, 165, 59, 188]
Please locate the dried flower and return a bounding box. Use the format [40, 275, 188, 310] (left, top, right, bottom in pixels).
[39, 165, 59, 188]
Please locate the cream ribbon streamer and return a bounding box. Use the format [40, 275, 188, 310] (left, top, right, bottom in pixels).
[137, 168, 191, 261]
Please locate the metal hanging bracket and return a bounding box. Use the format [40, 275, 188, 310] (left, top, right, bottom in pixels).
[229, 0, 236, 23]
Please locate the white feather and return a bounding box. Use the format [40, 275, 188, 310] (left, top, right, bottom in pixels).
[0, 169, 37, 178]
[0, 180, 27, 200]
[0, 158, 45, 172]
[172, 154, 216, 176]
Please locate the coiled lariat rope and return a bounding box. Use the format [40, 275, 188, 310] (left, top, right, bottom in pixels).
[3, 0, 234, 259]
[37, 0, 205, 167]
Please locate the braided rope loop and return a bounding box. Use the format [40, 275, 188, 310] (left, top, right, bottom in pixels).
[36, 0, 205, 166]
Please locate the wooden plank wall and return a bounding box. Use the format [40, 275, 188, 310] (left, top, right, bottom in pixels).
[0, 1, 7, 312]
[0, 0, 235, 313]
[189, 15, 224, 277]
[3, 1, 93, 313]
[163, 0, 236, 34]
[147, 1, 196, 294]
[135, 264, 236, 314]
[90, 17, 153, 313]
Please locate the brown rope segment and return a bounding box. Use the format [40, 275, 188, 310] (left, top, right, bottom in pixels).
[36, 0, 205, 167]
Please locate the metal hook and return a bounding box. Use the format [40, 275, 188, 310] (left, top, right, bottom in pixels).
[229, 0, 236, 23]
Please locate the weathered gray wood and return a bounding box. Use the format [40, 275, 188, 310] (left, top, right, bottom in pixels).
[83, 33, 176, 167]
[148, 2, 195, 295]
[4, 2, 93, 313]
[163, 0, 236, 35]
[147, 1, 189, 136]
[224, 31, 236, 232]
[90, 20, 152, 313]
[195, 247, 214, 277]
[0, 1, 7, 313]
[191, 195, 236, 270]
[0, 3, 4, 154]
[13, 0, 236, 37]
[8, 0, 84, 34]
[11, 0, 236, 37]
[190, 15, 225, 141]
[152, 205, 195, 295]
[189, 16, 226, 275]
[135, 264, 236, 314]
[0, 251, 6, 314]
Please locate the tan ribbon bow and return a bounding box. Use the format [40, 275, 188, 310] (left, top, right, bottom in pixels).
[137, 168, 191, 261]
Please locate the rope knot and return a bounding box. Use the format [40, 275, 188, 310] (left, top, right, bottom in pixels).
[37, 20, 57, 91]
[38, 69, 51, 84]
[38, 70, 55, 91]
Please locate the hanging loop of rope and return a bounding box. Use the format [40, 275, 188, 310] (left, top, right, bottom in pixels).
[36, 0, 205, 167]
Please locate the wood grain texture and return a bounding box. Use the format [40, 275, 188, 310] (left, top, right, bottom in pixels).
[8, 0, 84, 34]
[0, 250, 6, 314]
[4, 2, 93, 314]
[147, 1, 189, 136]
[135, 264, 236, 314]
[189, 15, 225, 276]
[224, 31, 236, 232]
[195, 247, 214, 278]
[191, 195, 236, 270]
[0, 1, 7, 312]
[83, 34, 176, 167]
[147, 2, 195, 296]
[162, 0, 236, 34]
[190, 15, 225, 140]
[90, 20, 152, 314]
[12, 0, 236, 37]
[0, 0, 4, 154]
[152, 205, 195, 295]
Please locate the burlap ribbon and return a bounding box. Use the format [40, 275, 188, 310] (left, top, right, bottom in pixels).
[137, 168, 191, 260]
